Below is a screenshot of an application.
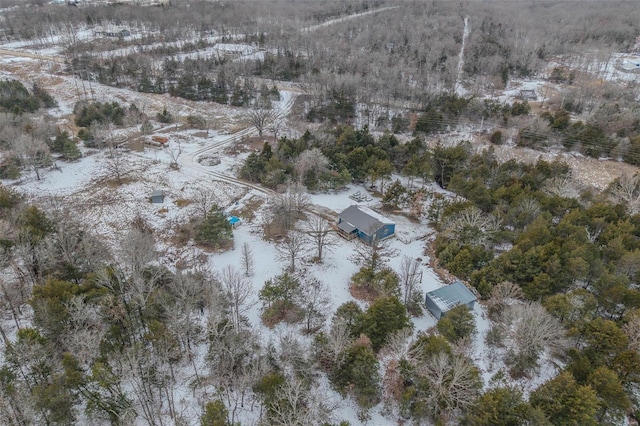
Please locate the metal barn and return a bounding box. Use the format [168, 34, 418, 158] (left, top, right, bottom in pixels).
[425, 281, 477, 320]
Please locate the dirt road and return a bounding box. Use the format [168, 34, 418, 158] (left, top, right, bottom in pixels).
[0, 48, 65, 63]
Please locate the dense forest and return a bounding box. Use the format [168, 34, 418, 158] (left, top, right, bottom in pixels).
[3, 0, 636, 163]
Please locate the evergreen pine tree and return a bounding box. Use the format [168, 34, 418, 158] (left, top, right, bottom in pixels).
[195, 205, 233, 249]
[530, 371, 599, 426]
[437, 305, 476, 343]
[331, 338, 381, 409]
[359, 296, 410, 351]
[200, 400, 231, 426]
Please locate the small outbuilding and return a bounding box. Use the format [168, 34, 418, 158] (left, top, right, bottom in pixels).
[337, 205, 395, 244]
[425, 281, 477, 320]
[213, 43, 254, 59]
[227, 216, 241, 228]
[150, 189, 165, 204]
[94, 27, 131, 38]
[518, 89, 537, 101]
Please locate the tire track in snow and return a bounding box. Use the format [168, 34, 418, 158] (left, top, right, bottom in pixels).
[180, 93, 337, 220]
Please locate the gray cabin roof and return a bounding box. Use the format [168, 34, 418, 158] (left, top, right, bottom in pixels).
[337, 221, 357, 234]
[426, 281, 477, 312]
[151, 189, 165, 197]
[338, 205, 393, 235]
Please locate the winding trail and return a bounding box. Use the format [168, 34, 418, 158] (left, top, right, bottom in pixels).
[180, 92, 296, 197]
[179, 92, 337, 220]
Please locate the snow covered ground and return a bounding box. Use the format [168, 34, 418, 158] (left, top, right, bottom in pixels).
[4, 133, 492, 424]
[0, 34, 526, 426]
[0, 83, 468, 424]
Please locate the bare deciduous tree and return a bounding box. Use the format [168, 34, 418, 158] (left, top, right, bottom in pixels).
[167, 140, 183, 169]
[623, 314, 640, 352]
[120, 228, 157, 276]
[509, 302, 568, 356]
[240, 242, 254, 277]
[272, 183, 310, 231]
[45, 218, 111, 280]
[12, 134, 51, 181]
[10, 234, 51, 294]
[64, 296, 105, 365]
[380, 327, 414, 362]
[493, 301, 569, 377]
[610, 174, 640, 215]
[0, 234, 26, 330]
[98, 124, 130, 184]
[545, 174, 579, 199]
[416, 352, 482, 421]
[294, 148, 329, 184]
[117, 229, 162, 313]
[398, 256, 421, 306]
[268, 378, 335, 426]
[303, 215, 336, 262]
[326, 320, 352, 365]
[489, 281, 525, 305]
[441, 205, 501, 248]
[276, 230, 308, 272]
[248, 107, 277, 138]
[219, 265, 255, 329]
[270, 115, 284, 143]
[119, 343, 166, 425]
[297, 276, 331, 333]
[104, 143, 129, 184]
[207, 325, 264, 424]
[351, 226, 395, 273]
[193, 188, 222, 220]
[167, 270, 210, 359]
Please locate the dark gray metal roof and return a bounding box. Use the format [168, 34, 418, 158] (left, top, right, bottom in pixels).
[426, 281, 477, 312]
[337, 221, 356, 233]
[338, 205, 393, 235]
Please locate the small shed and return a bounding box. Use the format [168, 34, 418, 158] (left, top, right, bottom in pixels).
[213, 43, 253, 59]
[227, 216, 241, 228]
[94, 27, 131, 38]
[150, 189, 165, 204]
[425, 281, 477, 320]
[518, 89, 537, 101]
[337, 205, 395, 244]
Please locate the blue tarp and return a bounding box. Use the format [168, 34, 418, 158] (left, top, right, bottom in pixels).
[228, 216, 241, 225]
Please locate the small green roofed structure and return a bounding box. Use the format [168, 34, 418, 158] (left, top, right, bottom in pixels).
[425, 281, 477, 320]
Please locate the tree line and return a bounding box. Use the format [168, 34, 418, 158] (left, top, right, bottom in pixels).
[425, 142, 640, 424]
